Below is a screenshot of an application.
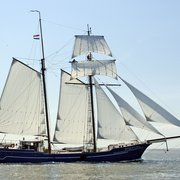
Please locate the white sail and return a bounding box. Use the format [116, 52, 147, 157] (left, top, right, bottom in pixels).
[94, 79, 139, 142]
[122, 79, 180, 127]
[71, 60, 117, 79]
[54, 70, 89, 144]
[72, 35, 113, 58]
[0, 58, 45, 136]
[107, 87, 162, 135]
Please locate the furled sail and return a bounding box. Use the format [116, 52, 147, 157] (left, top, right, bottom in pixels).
[122, 79, 180, 127]
[71, 59, 117, 79]
[0, 58, 45, 136]
[107, 87, 162, 135]
[72, 35, 113, 58]
[54, 70, 89, 144]
[94, 79, 139, 142]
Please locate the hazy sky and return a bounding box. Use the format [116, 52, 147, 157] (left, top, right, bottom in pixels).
[0, 0, 180, 146]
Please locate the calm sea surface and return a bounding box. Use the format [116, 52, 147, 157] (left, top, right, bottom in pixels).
[0, 149, 180, 180]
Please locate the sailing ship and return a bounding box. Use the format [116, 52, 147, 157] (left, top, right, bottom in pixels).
[0, 12, 180, 163]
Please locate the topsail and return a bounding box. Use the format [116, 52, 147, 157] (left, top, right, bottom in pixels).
[71, 59, 117, 79]
[72, 35, 113, 58]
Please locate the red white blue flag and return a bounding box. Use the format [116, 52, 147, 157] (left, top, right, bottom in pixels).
[33, 34, 40, 40]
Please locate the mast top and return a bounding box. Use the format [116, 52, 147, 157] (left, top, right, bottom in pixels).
[87, 24, 92, 36]
[30, 10, 41, 18]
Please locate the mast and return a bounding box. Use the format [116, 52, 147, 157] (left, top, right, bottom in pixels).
[87, 24, 97, 152]
[31, 10, 51, 153]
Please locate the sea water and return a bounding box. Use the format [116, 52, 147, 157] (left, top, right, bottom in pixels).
[0, 149, 179, 180]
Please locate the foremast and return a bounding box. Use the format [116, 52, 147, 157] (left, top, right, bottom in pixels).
[31, 10, 51, 153]
[70, 27, 117, 152]
[87, 25, 97, 152]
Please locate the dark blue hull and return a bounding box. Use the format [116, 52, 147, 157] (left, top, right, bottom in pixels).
[0, 143, 150, 163]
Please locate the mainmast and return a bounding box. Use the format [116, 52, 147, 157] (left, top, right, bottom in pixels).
[31, 10, 51, 154]
[87, 24, 97, 152]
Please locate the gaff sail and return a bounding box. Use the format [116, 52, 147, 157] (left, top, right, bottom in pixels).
[0, 58, 45, 136]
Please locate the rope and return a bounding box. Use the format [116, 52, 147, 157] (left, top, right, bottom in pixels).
[42, 19, 86, 32]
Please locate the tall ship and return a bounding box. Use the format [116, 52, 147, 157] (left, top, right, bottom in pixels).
[0, 11, 180, 163]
